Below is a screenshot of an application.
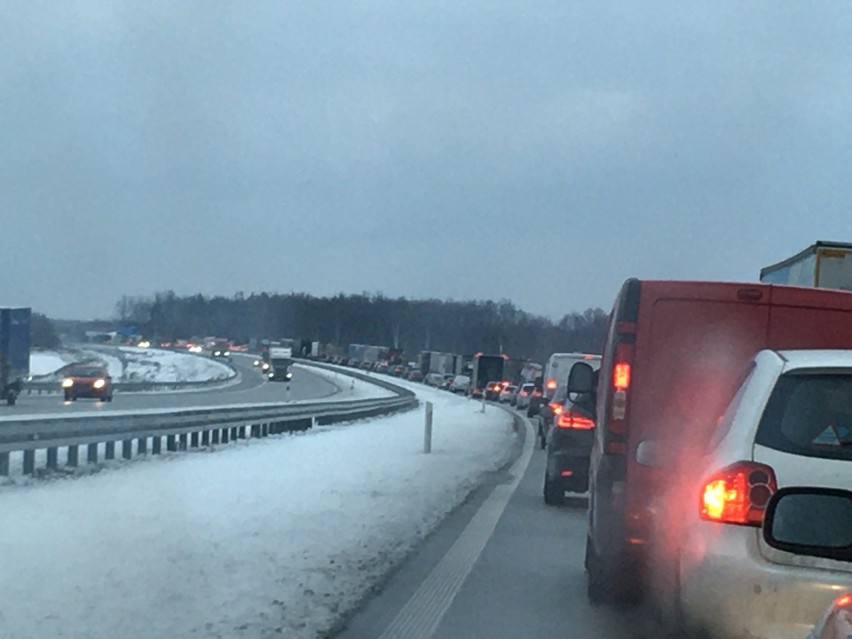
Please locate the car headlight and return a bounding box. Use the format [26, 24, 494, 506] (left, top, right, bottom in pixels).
[93, 379, 106, 389]
[253, 360, 260, 366]
[61, 378, 74, 388]
[285, 373, 292, 380]
[268, 373, 274, 379]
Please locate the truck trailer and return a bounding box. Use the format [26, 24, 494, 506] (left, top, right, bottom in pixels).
[760, 241, 852, 291]
[1, 307, 31, 405]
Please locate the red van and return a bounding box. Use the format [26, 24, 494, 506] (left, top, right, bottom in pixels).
[572, 279, 852, 605]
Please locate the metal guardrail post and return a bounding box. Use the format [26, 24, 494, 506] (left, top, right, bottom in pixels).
[47, 447, 58, 470]
[166, 435, 177, 452]
[105, 442, 115, 460]
[138, 438, 147, 455]
[122, 440, 132, 460]
[424, 401, 433, 454]
[201, 431, 210, 446]
[87, 443, 98, 464]
[23, 450, 34, 474]
[152, 437, 161, 455]
[0, 452, 8, 475]
[190, 432, 199, 448]
[67, 445, 78, 467]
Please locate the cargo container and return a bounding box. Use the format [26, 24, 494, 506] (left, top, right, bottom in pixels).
[760, 241, 852, 291]
[1, 307, 31, 405]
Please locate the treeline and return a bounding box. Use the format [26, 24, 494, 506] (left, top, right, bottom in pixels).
[115, 292, 609, 362]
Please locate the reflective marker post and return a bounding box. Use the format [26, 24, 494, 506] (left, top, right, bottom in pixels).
[481, 394, 486, 413]
[424, 401, 433, 454]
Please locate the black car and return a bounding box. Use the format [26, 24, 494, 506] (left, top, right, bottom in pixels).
[543, 394, 596, 506]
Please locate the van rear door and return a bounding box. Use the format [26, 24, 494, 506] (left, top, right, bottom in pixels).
[768, 285, 852, 349]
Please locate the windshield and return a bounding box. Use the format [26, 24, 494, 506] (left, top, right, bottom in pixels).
[68, 367, 107, 377]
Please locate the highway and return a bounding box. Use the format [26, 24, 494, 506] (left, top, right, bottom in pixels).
[335, 413, 666, 639]
[4, 354, 340, 416]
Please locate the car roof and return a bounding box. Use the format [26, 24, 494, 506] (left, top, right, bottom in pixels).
[775, 349, 852, 369]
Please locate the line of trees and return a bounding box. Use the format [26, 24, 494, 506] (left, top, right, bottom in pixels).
[115, 292, 609, 363]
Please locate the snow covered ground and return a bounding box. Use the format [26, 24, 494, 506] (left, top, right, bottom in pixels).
[29, 346, 234, 384]
[0, 384, 516, 639]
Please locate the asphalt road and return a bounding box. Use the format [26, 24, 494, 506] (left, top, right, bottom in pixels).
[4, 354, 340, 416]
[335, 411, 666, 639]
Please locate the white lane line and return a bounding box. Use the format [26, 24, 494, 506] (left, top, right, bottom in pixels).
[377, 413, 535, 639]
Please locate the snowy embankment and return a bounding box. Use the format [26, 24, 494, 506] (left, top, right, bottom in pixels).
[29, 346, 234, 384]
[0, 383, 516, 639]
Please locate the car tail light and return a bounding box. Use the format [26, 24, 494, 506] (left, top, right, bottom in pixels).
[546, 378, 557, 391]
[557, 410, 595, 429]
[548, 402, 564, 416]
[699, 461, 777, 526]
[613, 362, 631, 390]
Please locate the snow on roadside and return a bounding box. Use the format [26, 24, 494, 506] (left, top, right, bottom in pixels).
[293, 363, 396, 399]
[28, 351, 72, 376]
[29, 347, 233, 383]
[118, 346, 233, 382]
[0, 385, 516, 639]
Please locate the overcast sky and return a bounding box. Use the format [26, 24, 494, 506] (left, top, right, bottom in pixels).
[1, 1, 850, 320]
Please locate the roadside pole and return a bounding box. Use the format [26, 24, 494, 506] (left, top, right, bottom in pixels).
[424, 401, 433, 454]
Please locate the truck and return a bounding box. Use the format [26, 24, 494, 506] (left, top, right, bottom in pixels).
[470, 353, 505, 396]
[1, 308, 31, 405]
[417, 351, 456, 376]
[266, 345, 293, 382]
[571, 278, 852, 610]
[760, 241, 852, 291]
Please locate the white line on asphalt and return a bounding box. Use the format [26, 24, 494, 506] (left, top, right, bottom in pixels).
[377, 412, 535, 639]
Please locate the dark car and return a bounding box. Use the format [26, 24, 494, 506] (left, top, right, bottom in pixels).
[543, 395, 596, 505]
[408, 370, 424, 382]
[484, 380, 504, 401]
[536, 386, 568, 449]
[210, 344, 230, 358]
[62, 365, 113, 402]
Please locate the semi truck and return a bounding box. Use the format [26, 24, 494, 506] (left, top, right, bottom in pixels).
[760, 241, 852, 291]
[266, 345, 293, 382]
[470, 353, 505, 395]
[1, 307, 31, 405]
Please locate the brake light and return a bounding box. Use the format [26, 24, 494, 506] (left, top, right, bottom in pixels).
[613, 362, 631, 390]
[546, 379, 557, 391]
[699, 461, 777, 526]
[836, 594, 852, 608]
[549, 402, 563, 416]
[557, 410, 595, 429]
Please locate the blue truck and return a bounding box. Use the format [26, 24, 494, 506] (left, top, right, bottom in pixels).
[1, 307, 31, 405]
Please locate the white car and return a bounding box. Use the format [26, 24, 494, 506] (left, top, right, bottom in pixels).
[670, 350, 852, 639]
[449, 375, 470, 394]
[424, 372, 445, 387]
[515, 382, 536, 409]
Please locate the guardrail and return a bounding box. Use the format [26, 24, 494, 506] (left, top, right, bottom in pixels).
[0, 365, 418, 477]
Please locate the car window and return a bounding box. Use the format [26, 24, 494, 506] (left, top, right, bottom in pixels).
[69, 367, 106, 377]
[755, 371, 852, 462]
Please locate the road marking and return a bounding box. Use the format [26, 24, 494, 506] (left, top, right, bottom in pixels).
[377, 413, 535, 639]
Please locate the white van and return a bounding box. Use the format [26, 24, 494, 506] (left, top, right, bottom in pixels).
[543, 352, 601, 400]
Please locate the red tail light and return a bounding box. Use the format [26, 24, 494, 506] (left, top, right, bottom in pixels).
[548, 402, 564, 416]
[699, 461, 777, 526]
[546, 378, 557, 391]
[613, 362, 631, 390]
[557, 410, 595, 429]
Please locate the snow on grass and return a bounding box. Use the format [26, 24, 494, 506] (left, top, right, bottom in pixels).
[0, 386, 515, 639]
[118, 347, 233, 382]
[28, 347, 233, 384]
[28, 351, 73, 376]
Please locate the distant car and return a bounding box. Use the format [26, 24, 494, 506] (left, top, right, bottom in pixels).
[515, 383, 536, 409]
[360, 361, 373, 371]
[440, 374, 455, 391]
[211, 345, 230, 358]
[391, 365, 404, 377]
[375, 364, 389, 374]
[450, 375, 470, 393]
[62, 365, 113, 402]
[667, 350, 852, 639]
[425, 372, 444, 387]
[408, 370, 424, 382]
[267, 365, 292, 382]
[499, 385, 517, 403]
[484, 381, 504, 401]
[535, 385, 567, 449]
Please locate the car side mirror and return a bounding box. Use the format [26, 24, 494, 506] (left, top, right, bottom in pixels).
[763, 488, 852, 562]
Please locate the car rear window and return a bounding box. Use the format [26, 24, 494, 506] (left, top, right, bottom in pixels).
[755, 372, 852, 462]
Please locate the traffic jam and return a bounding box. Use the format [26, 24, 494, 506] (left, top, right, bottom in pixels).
[355, 241, 852, 639]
